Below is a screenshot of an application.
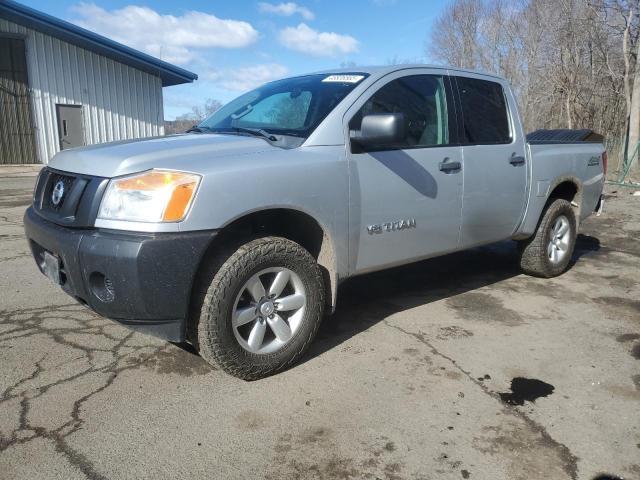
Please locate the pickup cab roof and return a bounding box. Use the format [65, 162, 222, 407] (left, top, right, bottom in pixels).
[303, 64, 509, 147]
[305, 64, 506, 82]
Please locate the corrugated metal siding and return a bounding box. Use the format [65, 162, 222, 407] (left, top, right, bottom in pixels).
[0, 17, 164, 164]
[0, 36, 38, 164]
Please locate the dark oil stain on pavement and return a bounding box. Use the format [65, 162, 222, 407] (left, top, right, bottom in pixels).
[616, 333, 640, 343]
[266, 430, 405, 480]
[616, 333, 640, 342]
[499, 377, 555, 405]
[473, 420, 577, 479]
[235, 410, 267, 430]
[613, 332, 640, 360]
[446, 292, 524, 326]
[131, 346, 213, 376]
[594, 296, 640, 316]
[300, 427, 330, 444]
[437, 325, 474, 340]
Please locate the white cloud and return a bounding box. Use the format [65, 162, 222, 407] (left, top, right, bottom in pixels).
[70, 3, 259, 65]
[206, 64, 289, 92]
[258, 2, 315, 20]
[278, 23, 358, 57]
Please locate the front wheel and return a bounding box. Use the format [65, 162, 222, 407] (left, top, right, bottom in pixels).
[518, 198, 577, 278]
[194, 236, 325, 380]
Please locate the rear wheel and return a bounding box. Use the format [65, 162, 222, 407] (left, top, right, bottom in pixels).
[194, 236, 325, 380]
[518, 198, 577, 278]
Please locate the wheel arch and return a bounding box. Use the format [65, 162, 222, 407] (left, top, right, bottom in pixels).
[514, 176, 582, 240]
[190, 207, 339, 327]
[547, 176, 582, 221]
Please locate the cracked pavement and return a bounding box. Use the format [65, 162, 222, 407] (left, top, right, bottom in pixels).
[1, 174, 639, 480]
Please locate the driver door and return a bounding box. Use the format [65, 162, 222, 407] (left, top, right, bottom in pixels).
[346, 70, 464, 274]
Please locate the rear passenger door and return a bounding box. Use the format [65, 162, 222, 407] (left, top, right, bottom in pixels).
[453, 75, 528, 247]
[346, 71, 464, 274]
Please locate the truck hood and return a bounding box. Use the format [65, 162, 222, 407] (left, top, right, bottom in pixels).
[49, 134, 273, 178]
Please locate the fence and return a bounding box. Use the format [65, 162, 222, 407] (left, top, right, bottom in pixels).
[604, 136, 640, 187]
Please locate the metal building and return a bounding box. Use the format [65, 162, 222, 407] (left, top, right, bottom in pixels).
[0, 0, 197, 165]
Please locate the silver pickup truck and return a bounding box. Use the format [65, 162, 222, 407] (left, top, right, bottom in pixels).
[24, 65, 605, 379]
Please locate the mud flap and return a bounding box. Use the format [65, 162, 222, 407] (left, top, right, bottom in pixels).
[595, 194, 605, 216]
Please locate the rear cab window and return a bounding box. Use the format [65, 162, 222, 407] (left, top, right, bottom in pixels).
[455, 76, 511, 145]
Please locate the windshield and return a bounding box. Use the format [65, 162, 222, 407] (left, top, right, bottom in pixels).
[198, 73, 368, 140]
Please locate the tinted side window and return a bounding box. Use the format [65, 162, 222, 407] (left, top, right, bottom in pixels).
[456, 77, 511, 144]
[350, 75, 450, 149]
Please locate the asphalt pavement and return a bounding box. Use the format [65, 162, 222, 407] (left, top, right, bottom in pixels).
[1, 173, 638, 480]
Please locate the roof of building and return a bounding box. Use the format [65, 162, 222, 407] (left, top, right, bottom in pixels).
[0, 0, 197, 86]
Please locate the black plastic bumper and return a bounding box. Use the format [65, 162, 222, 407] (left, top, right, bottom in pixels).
[24, 207, 216, 342]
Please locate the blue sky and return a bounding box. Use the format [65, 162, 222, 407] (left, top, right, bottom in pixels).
[20, 0, 448, 119]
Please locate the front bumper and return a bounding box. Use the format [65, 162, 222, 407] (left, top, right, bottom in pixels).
[24, 207, 216, 342]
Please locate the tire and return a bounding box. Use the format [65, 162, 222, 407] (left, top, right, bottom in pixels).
[193, 236, 325, 380]
[518, 198, 577, 278]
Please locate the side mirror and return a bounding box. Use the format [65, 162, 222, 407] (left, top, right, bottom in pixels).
[351, 113, 405, 148]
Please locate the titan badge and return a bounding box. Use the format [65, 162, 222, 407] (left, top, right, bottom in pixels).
[367, 218, 416, 235]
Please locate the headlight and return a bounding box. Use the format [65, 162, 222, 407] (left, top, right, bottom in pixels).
[98, 170, 201, 223]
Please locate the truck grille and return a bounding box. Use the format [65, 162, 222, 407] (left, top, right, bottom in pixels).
[32, 167, 108, 227]
[42, 173, 75, 212]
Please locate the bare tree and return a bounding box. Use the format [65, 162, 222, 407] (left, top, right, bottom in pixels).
[428, 0, 484, 69]
[189, 98, 223, 122]
[428, 0, 640, 177]
[165, 98, 223, 135]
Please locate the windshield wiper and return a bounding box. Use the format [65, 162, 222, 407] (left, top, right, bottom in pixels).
[188, 125, 280, 143]
[233, 127, 279, 142]
[185, 125, 213, 134]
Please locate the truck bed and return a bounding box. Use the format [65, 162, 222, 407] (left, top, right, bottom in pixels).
[516, 141, 606, 238]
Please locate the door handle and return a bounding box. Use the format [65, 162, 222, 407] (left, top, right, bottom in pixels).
[509, 155, 525, 166]
[439, 159, 462, 172]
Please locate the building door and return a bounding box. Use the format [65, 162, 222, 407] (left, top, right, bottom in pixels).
[0, 37, 38, 164]
[56, 104, 85, 150]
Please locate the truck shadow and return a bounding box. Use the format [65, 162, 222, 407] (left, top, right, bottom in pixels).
[303, 234, 601, 363]
[370, 150, 438, 198]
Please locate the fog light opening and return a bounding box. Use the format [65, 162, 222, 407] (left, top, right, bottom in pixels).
[89, 272, 115, 303]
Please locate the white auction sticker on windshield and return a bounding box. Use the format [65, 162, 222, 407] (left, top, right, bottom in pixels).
[322, 75, 365, 83]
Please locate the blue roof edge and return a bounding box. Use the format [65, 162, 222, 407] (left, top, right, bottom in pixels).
[0, 0, 198, 86]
